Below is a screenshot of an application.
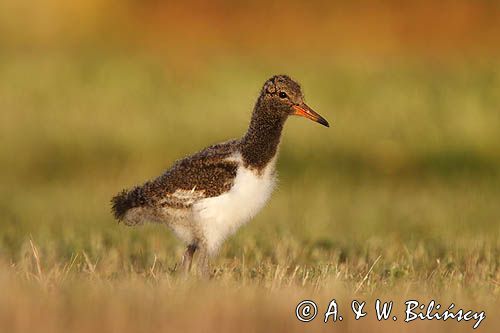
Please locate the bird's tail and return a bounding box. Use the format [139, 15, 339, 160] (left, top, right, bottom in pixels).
[111, 186, 145, 221]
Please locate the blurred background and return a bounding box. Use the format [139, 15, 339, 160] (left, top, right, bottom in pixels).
[0, 1, 499, 331]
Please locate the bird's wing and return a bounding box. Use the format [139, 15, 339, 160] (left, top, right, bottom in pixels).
[157, 186, 207, 208]
[140, 141, 240, 208]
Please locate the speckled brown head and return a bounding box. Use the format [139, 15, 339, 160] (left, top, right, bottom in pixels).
[256, 75, 329, 127]
[241, 75, 329, 169]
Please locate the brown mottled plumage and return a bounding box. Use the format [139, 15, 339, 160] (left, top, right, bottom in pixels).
[112, 140, 239, 220]
[111, 75, 329, 277]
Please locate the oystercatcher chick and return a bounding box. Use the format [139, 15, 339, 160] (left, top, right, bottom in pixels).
[111, 75, 329, 277]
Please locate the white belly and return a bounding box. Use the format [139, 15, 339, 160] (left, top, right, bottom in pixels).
[193, 158, 277, 254]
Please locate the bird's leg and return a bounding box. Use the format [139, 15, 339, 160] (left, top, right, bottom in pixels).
[179, 244, 197, 274]
[196, 242, 211, 279]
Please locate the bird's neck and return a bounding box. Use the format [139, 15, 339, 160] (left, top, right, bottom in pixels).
[240, 103, 286, 170]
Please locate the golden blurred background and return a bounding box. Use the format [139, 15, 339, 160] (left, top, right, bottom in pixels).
[0, 1, 499, 332]
[2, 0, 500, 56]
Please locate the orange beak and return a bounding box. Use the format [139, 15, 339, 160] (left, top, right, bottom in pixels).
[292, 103, 330, 127]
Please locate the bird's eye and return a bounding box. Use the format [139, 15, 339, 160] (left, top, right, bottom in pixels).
[278, 91, 287, 99]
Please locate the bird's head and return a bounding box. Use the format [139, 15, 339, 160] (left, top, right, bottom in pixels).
[257, 75, 329, 127]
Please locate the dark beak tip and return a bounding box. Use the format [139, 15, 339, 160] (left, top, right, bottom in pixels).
[319, 118, 330, 127]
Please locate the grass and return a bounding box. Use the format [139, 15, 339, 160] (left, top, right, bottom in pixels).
[0, 52, 499, 332]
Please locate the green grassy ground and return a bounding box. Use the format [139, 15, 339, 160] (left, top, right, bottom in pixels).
[0, 53, 499, 332]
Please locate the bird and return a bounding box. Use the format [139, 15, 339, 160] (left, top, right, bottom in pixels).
[111, 75, 329, 277]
